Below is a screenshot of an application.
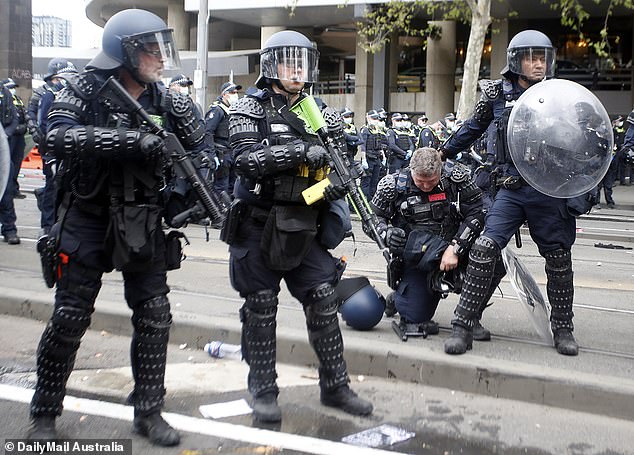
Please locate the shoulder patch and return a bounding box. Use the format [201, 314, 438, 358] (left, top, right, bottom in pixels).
[449, 164, 470, 183]
[229, 96, 265, 119]
[478, 79, 503, 101]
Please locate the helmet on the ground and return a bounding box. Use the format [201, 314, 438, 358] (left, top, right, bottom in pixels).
[87, 9, 180, 73]
[256, 30, 319, 89]
[502, 30, 555, 81]
[336, 277, 385, 331]
[44, 58, 77, 82]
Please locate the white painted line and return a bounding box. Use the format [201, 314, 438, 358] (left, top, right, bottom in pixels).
[0, 384, 396, 455]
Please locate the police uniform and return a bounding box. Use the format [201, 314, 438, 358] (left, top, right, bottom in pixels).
[0, 83, 19, 242]
[386, 125, 414, 173]
[29, 70, 207, 427]
[418, 124, 441, 149]
[442, 76, 578, 353]
[359, 123, 385, 199]
[370, 166, 484, 324]
[205, 98, 233, 194]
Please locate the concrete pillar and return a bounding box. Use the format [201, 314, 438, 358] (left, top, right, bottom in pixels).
[372, 47, 388, 111]
[261, 26, 286, 48]
[168, 0, 190, 51]
[354, 39, 373, 127]
[0, 0, 32, 95]
[491, 18, 509, 78]
[387, 31, 400, 106]
[425, 20, 456, 122]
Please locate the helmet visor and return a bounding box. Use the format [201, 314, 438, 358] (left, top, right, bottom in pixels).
[508, 47, 555, 80]
[261, 46, 320, 84]
[124, 30, 181, 71]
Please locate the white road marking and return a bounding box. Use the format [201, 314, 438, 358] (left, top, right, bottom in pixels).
[0, 384, 395, 455]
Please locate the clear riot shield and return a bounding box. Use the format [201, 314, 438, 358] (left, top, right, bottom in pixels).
[507, 79, 613, 198]
[0, 124, 10, 200]
[501, 247, 553, 344]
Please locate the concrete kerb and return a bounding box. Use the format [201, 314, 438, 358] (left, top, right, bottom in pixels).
[2, 287, 633, 422]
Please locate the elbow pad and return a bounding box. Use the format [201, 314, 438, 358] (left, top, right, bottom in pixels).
[234, 140, 306, 178]
[46, 126, 143, 161]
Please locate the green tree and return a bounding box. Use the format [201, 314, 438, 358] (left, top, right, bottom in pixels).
[357, 0, 634, 118]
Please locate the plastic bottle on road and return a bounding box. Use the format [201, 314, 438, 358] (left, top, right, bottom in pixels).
[204, 341, 242, 360]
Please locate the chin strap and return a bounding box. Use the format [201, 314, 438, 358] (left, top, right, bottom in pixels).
[519, 74, 543, 86]
[273, 79, 303, 97]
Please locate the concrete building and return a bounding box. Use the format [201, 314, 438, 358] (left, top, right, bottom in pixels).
[0, 0, 33, 99]
[32, 16, 72, 48]
[81, 0, 634, 123]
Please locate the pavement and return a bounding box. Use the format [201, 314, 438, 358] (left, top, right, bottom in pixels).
[1, 172, 634, 430]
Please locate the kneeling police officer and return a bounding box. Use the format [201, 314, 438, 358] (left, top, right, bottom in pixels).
[225, 30, 373, 423]
[27, 9, 211, 445]
[369, 148, 485, 338]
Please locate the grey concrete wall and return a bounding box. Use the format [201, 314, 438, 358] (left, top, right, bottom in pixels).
[425, 20, 457, 122]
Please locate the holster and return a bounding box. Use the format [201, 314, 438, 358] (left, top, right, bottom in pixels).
[106, 204, 161, 270]
[387, 256, 404, 290]
[165, 230, 188, 270]
[36, 228, 59, 288]
[220, 198, 248, 245]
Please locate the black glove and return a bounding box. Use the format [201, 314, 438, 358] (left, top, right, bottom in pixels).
[385, 227, 407, 255]
[137, 133, 164, 159]
[323, 183, 347, 202]
[306, 144, 329, 169]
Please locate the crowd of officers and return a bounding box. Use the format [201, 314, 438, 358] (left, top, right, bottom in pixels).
[2, 8, 634, 447]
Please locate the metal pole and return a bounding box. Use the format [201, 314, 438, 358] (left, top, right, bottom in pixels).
[195, 0, 209, 111]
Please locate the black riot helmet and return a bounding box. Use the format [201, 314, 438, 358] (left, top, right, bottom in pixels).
[502, 30, 555, 82]
[87, 9, 180, 78]
[256, 30, 320, 90]
[44, 58, 78, 82]
[336, 277, 385, 331]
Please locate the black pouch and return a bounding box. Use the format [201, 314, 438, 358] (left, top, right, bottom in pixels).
[165, 230, 189, 270]
[220, 198, 247, 245]
[107, 204, 161, 270]
[566, 191, 596, 217]
[260, 205, 318, 271]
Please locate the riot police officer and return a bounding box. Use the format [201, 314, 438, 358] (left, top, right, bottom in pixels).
[440, 30, 580, 356]
[36, 59, 78, 236]
[0, 78, 27, 199]
[620, 109, 634, 185]
[340, 107, 361, 161]
[386, 113, 414, 173]
[226, 29, 372, 423]
[369, 147, 485, 336]
[27, 9, 209, 445]
[359, 109, 386, 199]
[0, 81, 19, 244]
[205, 81, 242, 194]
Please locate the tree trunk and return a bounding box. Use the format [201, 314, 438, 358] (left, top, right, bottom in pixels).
[456, 0, 492, 120]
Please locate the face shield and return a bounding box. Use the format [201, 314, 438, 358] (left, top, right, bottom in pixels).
[123, 30, 181, 72]
[261, 46, 320, 84]
[507, 47, 555, 80]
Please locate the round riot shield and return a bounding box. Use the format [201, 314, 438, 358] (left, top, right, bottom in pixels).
[507, 79, 613, 198]
[0, 124, 10, 200]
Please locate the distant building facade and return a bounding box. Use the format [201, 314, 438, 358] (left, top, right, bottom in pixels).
[33, 16, 71, 47]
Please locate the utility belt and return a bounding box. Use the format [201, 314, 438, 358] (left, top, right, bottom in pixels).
[495, 175, 526, 190]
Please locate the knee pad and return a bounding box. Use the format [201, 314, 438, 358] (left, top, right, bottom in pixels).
[470, 236, 500, 262]
[50, 305, 92, 344]
[304, 283, 339, 329]
[544, 248, 572, 272]
[132, 295, 172, 341]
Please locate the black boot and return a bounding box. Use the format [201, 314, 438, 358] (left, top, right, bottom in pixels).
[133, 412, 180, 446]
[27, 416, 57, 440]
[472, 320, 491, 341]
[553, 329, 578, 356]
[321, 385, 373, 416]
[444, 324, 473, 355]
[252, 392, 282, 423]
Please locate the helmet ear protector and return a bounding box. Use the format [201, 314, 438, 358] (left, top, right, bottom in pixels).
[336, 277, 385, 331]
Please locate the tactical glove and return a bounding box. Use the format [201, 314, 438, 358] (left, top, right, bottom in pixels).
[385, 226, 407, 255]
[306, 144, 329, 169]
[137, 133, 165, 159]
[323, 183, 347, 202]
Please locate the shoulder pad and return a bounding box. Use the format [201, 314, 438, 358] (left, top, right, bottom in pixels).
[627, 109, 634, 126]
[371, 174, 398, 214]
[162, 91, 192, 117]
[395, 168, 409, 192]
[478, 79, 503, 101]
[229, 96, 265, 119]
[68, 71, 107, 100]
[449, 163, 470, 183]
[322, 106, 343, 129]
